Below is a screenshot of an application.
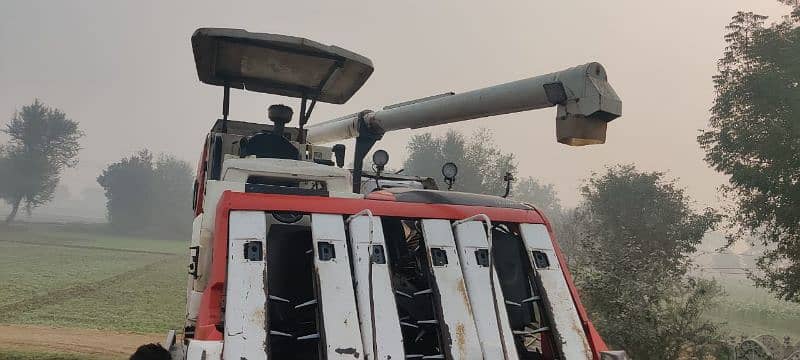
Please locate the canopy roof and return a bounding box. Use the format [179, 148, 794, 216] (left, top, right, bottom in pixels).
[192, 28, 374, 104]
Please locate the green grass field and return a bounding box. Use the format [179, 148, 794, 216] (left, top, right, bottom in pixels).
[0, 223, 185, 334]
[704, 275, 800, 340]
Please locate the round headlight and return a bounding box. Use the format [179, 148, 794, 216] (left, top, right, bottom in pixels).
[372, 150, 389, 167]
[441, 162, 458, 179]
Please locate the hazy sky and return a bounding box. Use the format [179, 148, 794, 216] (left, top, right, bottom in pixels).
[0, 0, 791, 207]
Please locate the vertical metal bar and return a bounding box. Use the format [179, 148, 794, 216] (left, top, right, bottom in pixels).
[300, 96, 307, 124]
[519, 223, 592, 359]
[299, 96, 308, 143]
[310, 214, 364, 358]
[452, 215, 516, 359]
[221, 84, 231, 133]
[305, 99, 317, 121]
[346, 211, 379, 360]
[419, 219, 482, 359]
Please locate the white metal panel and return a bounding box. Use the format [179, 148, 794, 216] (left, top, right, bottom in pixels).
[222, 158, 351, 193]
[453, 221, 519, 360]
[311, 214, 365, 359]
[200, 180, 245, 232]
[224, 211, 268, 360]
[420, 219, 482, 360]
[186, 340, 223, 360]
[519, 223, 592, 359]
[186, 290, 203, 322]
[191, 214, 203, 248]
[348, 216, 405, 360]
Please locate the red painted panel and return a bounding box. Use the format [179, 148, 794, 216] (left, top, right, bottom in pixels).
[194, 190, 607, 358]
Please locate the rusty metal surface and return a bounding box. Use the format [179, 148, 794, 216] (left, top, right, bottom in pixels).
[311, 214, 365, 359]
[420, 219, 482, 360]
[348, 215, 406, 360]
[520, 224, 592, 359]
[223, 211, 268, 360]
[453, 220, 518, 359]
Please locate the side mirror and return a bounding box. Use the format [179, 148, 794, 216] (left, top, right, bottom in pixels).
[600, 350, 630, 360]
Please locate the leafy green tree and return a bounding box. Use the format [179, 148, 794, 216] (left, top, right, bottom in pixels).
[571, 165, 723, 359]
[0, 100, 83, 223]
[698, 5, 800, 301]
[403, 129, 516, 195]
[97, 150, 192, 237]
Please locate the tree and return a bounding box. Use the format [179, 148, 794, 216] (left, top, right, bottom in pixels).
[97, 150, 155, 233]
[0, 100, 83, 223]
[97, 150, 192, 237]
[403, 129, 516, 195]
[511, 176, 577, 256]
[513, 176, 563, 221]
[403, 129, 576, 258]
[570, 165, 723, 359]
[151, 155, 194, 235]
[698, 5, 800, 301]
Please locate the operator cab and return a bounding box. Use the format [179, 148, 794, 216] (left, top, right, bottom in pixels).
[191, 28, 382, 213]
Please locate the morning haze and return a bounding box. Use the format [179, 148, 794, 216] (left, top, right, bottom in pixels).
[0, 0, 790, 210]
[2, 1, 800, 358]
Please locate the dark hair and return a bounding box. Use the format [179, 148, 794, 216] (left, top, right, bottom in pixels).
[130, 343, 171, 360]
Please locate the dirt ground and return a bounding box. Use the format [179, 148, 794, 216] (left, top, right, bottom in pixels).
[0, 324, 163, 359]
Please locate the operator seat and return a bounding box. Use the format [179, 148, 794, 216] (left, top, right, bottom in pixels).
[239, 132, 299, 159]
[239, 104, 300, 160]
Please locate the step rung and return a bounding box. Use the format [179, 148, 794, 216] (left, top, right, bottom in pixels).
[294, 299, 318, 309]
[270, 330, 293, 337]
[296, 333, 320, 340]
[512, 326, 550, 335]
[395, 290, 413, 299]
[269, 295, 290, 303]
[414, 289, 433, 296]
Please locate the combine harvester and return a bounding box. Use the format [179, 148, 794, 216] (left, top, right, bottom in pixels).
[167, 28, 627, 360]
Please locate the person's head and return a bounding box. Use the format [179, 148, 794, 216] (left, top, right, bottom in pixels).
[130, 343, 171, 360]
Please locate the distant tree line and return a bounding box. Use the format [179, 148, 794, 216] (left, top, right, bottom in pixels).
[0, 100, 193, 238]
[97, 149, 193, 237]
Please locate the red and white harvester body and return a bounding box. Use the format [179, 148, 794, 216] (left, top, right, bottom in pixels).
[167, 28, 626, 360]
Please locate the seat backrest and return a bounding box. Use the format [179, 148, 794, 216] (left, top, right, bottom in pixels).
[240, 132, 299, 160]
